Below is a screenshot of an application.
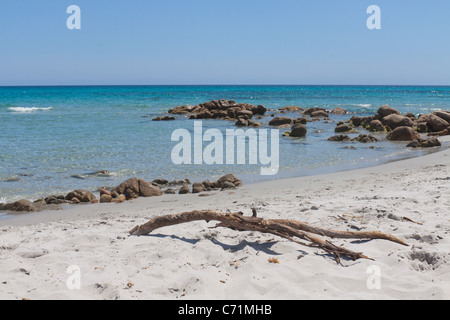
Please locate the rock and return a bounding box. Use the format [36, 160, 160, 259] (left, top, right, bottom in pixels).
[44, 195, 67, 205]
[71, 197, 81, 204]
[152, 115, 175, 121]
[139, 179, 163, 197]
[116, 178, 140, 200]
[311, 110, 328, 118]
[115, 178, 162, 200]
[152, 179, 169, 185]
[0, 199, 36, 212]
[268, 116, 292, 126]
[303, 107, 327, 116]
[426, 114, 449, 132]
[369, 120, 385, 132]
[100, 194, 113, 203]
[279, 106, 303, 112]
[289, 123, 307, 137]
[415, 122, 428, 133]
[328, 135, 351, 142]
[335, 124, 352, 133]
[433, 111, 450, 123]
[215, 174, 242, 188]
[407, 137, 441, 148]
[353, 134, 379, 143]
[168, 100, 265, 119]
[404, 112, 417, 120]
[382, 114, 413, 130]
[247, 119, 262, 127]
[350, 116, 364, 127]
[377, 105, 401, 118]
[202, 180, 213, 190]
[235, 118, 247, 127]
[330, 107, 347, 115]
[221, 181, 236, 190]
[192, 182, 206, 194]
[386, 126, 420, 141]
[236, 109, 253, 119]
[293, 117, 307, 124]
[65, 190, 96, 203]
[164, 188, 176, 194]
[255, 105, 268, 115]
[179, 185, 191, 194]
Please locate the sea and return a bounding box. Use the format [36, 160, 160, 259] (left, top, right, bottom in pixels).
[1, 85, 449, 205]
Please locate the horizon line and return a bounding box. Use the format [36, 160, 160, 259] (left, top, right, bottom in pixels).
[1, 84, 450, 88]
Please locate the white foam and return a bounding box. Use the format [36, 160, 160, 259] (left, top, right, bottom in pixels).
[8, 107, 53, 113]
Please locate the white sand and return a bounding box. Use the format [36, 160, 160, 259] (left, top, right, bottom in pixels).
[1, 138, 449, 300]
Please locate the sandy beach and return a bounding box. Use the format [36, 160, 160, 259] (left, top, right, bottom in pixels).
[0, 137, 448, 300]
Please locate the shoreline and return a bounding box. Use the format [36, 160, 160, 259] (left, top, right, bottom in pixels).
[2, 136, 449, 227]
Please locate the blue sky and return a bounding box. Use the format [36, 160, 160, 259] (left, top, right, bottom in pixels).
[0, 0, 449, 85]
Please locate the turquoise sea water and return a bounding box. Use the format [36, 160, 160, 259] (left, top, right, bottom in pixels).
[1, 85, 449, 203]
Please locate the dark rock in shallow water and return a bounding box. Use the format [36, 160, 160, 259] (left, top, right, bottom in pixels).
[335, 124, 352, 133]
[330, 107, 347, 115]
[44, 195, 67, 205]
[303, 107, 327, 116]
[353, 134, 379, 143]
[152, 116, 175, 121]
[386, 126, 420, 141]
[310, 110, 329, 118]
[377, 105, 401, 118]
[407, 137, 441, 148]
[268, 116, 292, 126]
[433, 111, 450, 123]
[289, 123, 307, 137]
[328, 135, 351, 142]
[382, 114, 413, 130]
[426, 114, 449, 132]
[369, 120, 385, 132]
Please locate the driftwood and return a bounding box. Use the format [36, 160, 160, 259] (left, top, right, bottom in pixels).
[129, 210, 408, 264]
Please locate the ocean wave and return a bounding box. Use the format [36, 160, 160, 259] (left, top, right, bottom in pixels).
[8, 107, 53, 113]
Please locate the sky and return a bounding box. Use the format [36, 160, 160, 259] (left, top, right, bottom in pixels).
[0, 0, 449, 86]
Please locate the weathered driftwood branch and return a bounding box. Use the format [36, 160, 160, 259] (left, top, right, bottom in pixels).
[129, 210, 408, 264]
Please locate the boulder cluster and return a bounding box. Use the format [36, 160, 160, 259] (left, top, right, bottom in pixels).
[0, 174, 242, 213]
[168, 99, 268, 122]
[347, 105, 449, 148]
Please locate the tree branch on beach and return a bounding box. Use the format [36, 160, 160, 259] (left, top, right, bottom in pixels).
[129, 210, 408, 264]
